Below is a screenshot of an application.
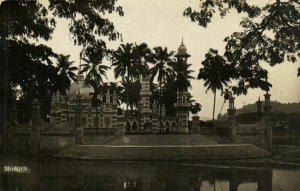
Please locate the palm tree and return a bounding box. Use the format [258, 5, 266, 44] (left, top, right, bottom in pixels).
[198, 49, 233, 121]
[108, 82, 125, 105]
[79, 57, 110, 88]
[170, 61, 194, 120]
[111, 43, 135, 109]
[121, 80, 141, 111]
[97, 82, 124, 105]
[170, 62, 194, 92]
[149, 47, 175, 118]
[89, 84, 102, 127]
[79, 57, 110, 127]
[132, 43, 152, 79]
[56, 54, 78, 121]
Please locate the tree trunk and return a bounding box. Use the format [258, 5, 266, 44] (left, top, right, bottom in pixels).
[212, 89, 216, 121]
[159, 80, 162, 132]
[96, 104, 98, 128]
[159, 81, 162, 117]
[126, 67, 129, 110]
[65, 95, 69, 122]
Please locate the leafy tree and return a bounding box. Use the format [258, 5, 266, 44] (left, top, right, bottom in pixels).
[184, 0, 300, 94]
[0, 0, 123, 126]
[0, 1, 57, 105]
[190, 102, 202, 116]
[48, 0, 124, 61]
[198, 49, 234, 120]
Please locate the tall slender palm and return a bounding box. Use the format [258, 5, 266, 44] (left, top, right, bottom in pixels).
[149, 47, 175, 119]
[56, 54, 78, 122]
[132, 43, 152, 79]
[108, 82, 125, 105]
[171, 61, 194, 123]
[97, 82, 124, 105]
[170, 61, 195, 92]
[111, 43, 135, 109]
[198, 49, 233, 121]
[79, 57, 110, 126]
[121, 80, 141, 111]
[89, 84, 102, 127]
[79, 57, 110, 88]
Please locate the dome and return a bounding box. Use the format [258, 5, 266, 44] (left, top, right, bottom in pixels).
[177, 44, 187, 56]
[67, 74, 93, 99]
[175, 38, 190, 57]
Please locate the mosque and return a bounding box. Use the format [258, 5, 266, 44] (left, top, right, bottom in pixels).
[49, 41, 192, 134]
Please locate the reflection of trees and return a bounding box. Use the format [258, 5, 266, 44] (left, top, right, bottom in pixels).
[0, 159, 274, 191]
[189, 177, 203, 191]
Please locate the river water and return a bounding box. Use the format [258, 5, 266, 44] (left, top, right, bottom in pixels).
[0, 156, 300, 191]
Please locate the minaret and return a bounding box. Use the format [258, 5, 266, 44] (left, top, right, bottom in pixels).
[264, 91, 272, 152]
[256, 96, 263, 123]
[140, 75, 152, 132]
[111, 91, 119, 131]
[174, 39, 191, 133]
[175, 38, 191, 63]
[227, 95, 237, 143]
[77, 51, 85, 83]
[152, 100, 158, 133]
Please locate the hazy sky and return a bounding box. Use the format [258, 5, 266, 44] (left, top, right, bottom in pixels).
[42, 0, 300, 119]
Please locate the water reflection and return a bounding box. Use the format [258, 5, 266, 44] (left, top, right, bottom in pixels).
[1, 156, 300, 191]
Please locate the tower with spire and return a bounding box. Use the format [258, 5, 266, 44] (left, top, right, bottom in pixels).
[139, 75, 153, 132]
[174, 38, 191, 133]
[175, 38, 191, 63]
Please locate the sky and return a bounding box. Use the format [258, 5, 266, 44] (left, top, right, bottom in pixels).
[42, 0, 300, 120]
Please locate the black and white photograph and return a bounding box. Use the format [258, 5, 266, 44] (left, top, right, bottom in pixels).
[0, 0, 300, 190]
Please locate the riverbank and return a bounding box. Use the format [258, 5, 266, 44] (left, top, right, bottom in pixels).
[55, 134, 270, 160]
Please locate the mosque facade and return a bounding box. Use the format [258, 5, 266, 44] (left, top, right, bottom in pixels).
[50, 41, 192, 134]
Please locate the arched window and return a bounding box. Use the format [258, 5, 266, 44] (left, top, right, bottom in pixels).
[182, 96, 185, 103]
[132, 120, 138, 132]
[165, 121, 171, 133]
[125, 121, 131, 134]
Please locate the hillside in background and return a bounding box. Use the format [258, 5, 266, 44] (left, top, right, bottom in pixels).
[237, 101, 300, 115]
[219, 101, 300, 122]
